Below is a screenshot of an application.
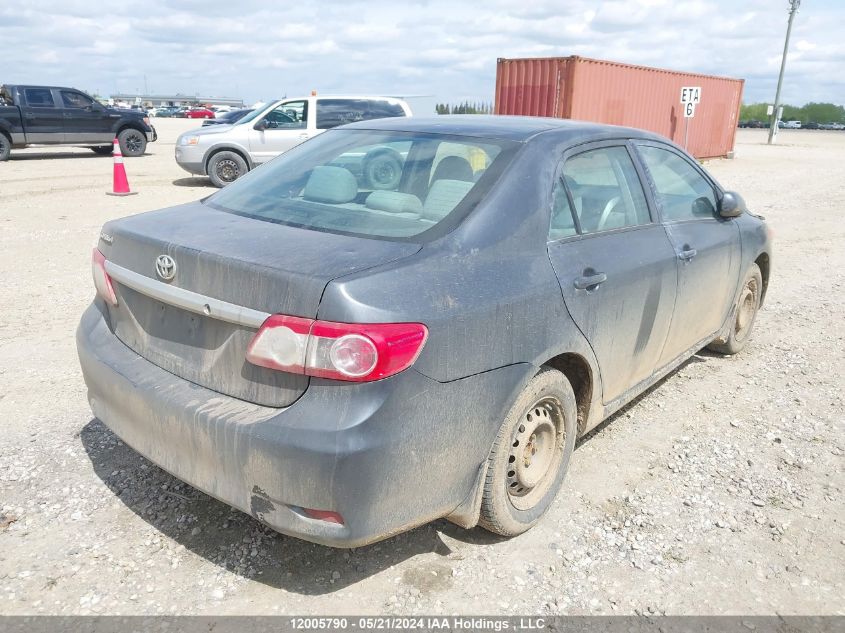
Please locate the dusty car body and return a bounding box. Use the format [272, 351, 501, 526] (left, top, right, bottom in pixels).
[77, 116, 772, 547]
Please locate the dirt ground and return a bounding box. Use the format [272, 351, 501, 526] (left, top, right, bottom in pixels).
[0, 121, 842, 616]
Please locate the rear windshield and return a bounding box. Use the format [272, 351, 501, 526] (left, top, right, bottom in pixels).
[207, 130, 519, 240]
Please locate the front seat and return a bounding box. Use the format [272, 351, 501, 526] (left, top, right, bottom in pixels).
[431, 156, 474, 183]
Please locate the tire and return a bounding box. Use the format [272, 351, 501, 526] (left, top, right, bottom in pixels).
[207, 150, 248, 188]
[479, 367, 577, 536]
[0, 133, 10, 161]
[117, 128, 147, 157]
[90, 146, 113, 156]
[363, 150, 403, 190]
[707, 263, 763, 355]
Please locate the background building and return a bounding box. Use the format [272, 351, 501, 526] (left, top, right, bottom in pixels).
[109, 93, 245, 108]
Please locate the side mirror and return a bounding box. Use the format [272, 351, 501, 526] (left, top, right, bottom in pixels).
[254, 119, 268, 131]
[719, 191, 746, 218]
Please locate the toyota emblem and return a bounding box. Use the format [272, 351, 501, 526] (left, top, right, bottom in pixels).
[155, 254, 177, 281]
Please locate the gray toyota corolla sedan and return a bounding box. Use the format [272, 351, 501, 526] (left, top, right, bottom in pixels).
[77, 116, 772, 547]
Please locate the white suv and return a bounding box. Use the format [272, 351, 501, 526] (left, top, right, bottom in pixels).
[175, 95, 412, 187]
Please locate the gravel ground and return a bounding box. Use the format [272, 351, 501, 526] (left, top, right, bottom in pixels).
[0, 122, 842, 615]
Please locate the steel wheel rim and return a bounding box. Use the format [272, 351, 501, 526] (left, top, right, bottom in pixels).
[372, 163, 396, 186]
[734, 277, 759, 342]
[125, 133, 143, 154]
[216, 159, 240, 182]
[506, 396, 565, 511]
[367, 160, 399, 189]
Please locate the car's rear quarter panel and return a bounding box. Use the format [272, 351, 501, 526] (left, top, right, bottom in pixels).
[319, 139, 599, 384]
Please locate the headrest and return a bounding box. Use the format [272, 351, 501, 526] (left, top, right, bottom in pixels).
[365, 191, 423, 215]
[303, 166, 358, 204]
[431, 156, 474, 182]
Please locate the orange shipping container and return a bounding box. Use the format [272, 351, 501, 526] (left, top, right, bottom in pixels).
[494, 56, 744, 160]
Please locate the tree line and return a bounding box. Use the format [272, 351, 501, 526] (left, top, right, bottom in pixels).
[436, 101, 494, 115]
[741, 102, 845, 124]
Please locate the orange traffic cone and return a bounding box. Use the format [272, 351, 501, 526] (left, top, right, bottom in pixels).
[106, 138, 138, 196]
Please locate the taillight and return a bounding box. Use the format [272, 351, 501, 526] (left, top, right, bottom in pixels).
[301, 508, 344, 525]
[91, 248, 117, 306]
[246, 315, 428, 382]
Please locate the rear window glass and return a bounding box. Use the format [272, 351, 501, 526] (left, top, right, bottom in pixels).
[24, 88, 55, 107]
[316, 99, 406, 130]
[207, 130, 518, 240]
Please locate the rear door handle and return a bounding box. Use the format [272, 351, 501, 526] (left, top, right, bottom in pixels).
[679, 248, 698, 261]
[574, 272, 607, 290]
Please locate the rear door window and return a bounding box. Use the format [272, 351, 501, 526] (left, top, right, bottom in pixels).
[561, 146, 651, 234]
[317, 99, 406, 130]
[363, 100, 406, 120]
[24, 88, 56, 107]
[548, 177, 578, 240]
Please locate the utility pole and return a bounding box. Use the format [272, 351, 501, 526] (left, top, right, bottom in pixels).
[768, 0, 801, 144]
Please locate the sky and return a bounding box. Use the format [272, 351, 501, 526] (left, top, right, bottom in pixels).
[1, 0, 843, 110]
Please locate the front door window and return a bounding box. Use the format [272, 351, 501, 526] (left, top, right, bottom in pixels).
[61, 90, 94, 109]
[637, 146, 717, 222]
[263, 101, 307, 129]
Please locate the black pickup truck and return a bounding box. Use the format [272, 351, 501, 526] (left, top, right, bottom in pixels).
[0, 85, 157, 161]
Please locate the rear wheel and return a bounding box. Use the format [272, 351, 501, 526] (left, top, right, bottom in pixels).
[90, 146, 113, 156]
[0, 133, 10, 161]
[479, 367, 577, 536]
[707, 263, 762, 355]
[208, 150, 248, 188]
[117, 128, 147, 157]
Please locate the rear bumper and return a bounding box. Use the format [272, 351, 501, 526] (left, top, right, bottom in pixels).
[76, 301, 531, 547]
[146, 126, 157, 143]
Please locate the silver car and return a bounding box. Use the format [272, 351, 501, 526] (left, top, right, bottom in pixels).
[175, 95, 412, 187]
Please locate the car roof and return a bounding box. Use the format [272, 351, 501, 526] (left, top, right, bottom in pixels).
[8, 85, 82, 91]
[340, 114, 666, 143]
[277, 95, 408, 104]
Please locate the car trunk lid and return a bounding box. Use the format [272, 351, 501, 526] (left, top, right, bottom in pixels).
[99, 202, 420, 407]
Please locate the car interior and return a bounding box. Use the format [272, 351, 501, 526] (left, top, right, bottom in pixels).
[638, 146, 717, 221]
[292, 142, 494, 234]
[209, 133, 514, 239]
[549, 146, 651, 240]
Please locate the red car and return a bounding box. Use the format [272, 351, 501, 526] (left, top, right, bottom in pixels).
[185, 108, 215, 119]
